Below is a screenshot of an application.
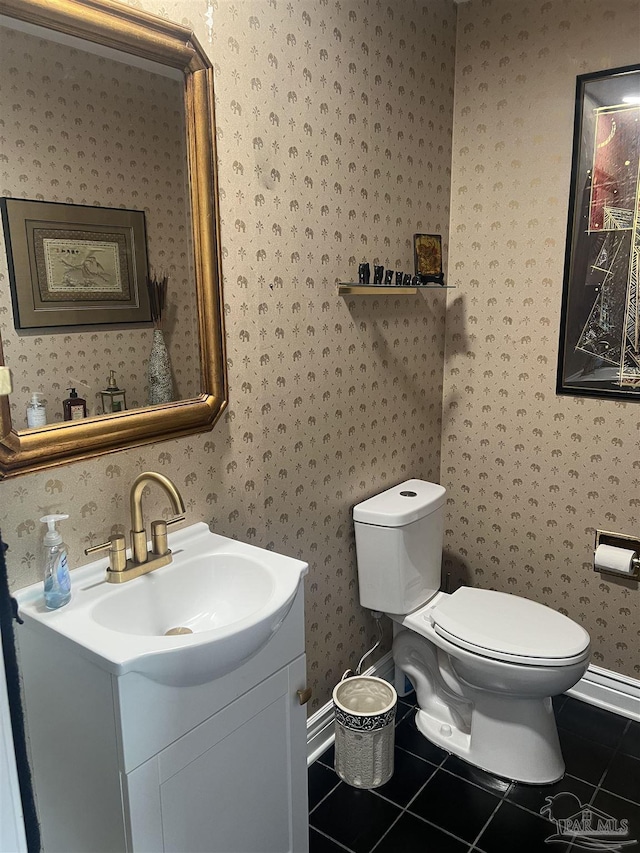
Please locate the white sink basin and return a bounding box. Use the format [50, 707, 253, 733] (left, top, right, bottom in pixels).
[16, 523, 308, 686]
[91, 553, 277, 636]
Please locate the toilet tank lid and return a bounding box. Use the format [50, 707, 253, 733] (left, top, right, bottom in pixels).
[353, 479, 446, 527]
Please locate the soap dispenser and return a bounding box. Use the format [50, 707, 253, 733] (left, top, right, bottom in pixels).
[63, 388, 87, 421]
[40, 514, 71, 610]
[26, 392, 47, 428]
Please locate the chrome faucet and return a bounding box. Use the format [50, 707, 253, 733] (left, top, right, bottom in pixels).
[86, 472, 185, 583]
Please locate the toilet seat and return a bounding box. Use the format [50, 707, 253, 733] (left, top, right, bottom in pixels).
[429, 588, 590, 667]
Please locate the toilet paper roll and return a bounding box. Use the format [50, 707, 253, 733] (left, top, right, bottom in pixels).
[594, 543, 637, 575]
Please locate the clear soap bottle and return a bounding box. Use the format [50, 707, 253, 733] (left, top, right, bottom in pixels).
[27, 392, 47, 428]
[40, 514, 71, 610]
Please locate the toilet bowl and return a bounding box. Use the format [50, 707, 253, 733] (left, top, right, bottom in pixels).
[353, 479, 591, 784]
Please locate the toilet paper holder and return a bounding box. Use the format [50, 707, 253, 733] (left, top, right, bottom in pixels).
[594, 529, 640, 580]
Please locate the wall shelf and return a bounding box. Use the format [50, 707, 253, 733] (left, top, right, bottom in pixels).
[338, 283, 454, 295]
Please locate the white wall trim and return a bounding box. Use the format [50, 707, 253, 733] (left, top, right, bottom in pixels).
[306, 652, 394, 766]
[308, 660, 640, 763]
[567, 664, 640, 722]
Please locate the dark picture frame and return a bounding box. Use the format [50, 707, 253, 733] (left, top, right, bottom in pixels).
[557, 64, 640, 401]
[1, 198, 150, 329]
[414, 233, 444, 284]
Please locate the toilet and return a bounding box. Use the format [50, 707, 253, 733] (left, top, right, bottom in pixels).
[353, 479, 591, 784]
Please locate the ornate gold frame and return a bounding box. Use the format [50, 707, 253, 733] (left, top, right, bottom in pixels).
[0, 0, 227, 479]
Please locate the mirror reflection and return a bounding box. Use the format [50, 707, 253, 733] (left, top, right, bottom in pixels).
[0, 17, 202, 428]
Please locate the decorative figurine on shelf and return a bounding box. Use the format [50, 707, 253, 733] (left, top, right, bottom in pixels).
[101, 371, 127, 414]
[395, 271, 404, 286]
[358, 262, 371, 284]
[414, 233, 445, 285]
[384, 269, 394, 285]
[402, 273, 412, 286]
[146, 273, 174, 406]
[373, 264, 384, 284]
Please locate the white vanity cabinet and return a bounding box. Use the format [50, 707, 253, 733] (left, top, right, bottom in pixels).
[124, 655, 307, 853]
[17, 588, 309, 853]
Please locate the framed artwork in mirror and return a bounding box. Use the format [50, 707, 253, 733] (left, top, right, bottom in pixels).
[1, 198, 150, 329]
[557, 64, 640, 401]
[414, 233, 444, 284]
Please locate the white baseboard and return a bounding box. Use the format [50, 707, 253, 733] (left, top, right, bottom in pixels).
[306, 652, 394, 766]
[567, 664, 640, 722]
[307, 660, 640, 763]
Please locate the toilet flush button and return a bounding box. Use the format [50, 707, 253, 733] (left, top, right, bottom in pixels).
[440, 724, 452, 737]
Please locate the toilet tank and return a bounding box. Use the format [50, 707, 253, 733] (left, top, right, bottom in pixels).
[353, 479, 446, 614]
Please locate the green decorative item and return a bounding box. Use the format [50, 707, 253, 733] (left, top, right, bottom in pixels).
[101, 370, 127, 413]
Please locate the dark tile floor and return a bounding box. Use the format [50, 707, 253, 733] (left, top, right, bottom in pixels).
[308, 693, 640, 852]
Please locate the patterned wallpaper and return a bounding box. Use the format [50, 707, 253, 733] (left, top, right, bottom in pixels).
[444, 0, 640, 677]
[3, 0, 637, 713]
[0, 24, 200, 424]
[0, 0, 455, 712]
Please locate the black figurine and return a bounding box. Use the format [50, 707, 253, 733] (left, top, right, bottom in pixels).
[373, 264, 384, 284]
[384, 269, 394, 285]
[395, 271, 404, 286]
[358, 262, 370, 284]
[402, 273, 412, 286]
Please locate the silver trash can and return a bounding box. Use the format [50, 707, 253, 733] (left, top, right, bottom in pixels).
[332, 676, 397, 789]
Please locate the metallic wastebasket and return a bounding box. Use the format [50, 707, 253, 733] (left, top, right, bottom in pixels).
[333, 676, 397, 789]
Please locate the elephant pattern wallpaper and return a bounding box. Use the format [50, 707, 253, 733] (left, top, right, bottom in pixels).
[443, 0, 640, 677]
[1, 0, 455, 711]
[0, 0, 639, 715]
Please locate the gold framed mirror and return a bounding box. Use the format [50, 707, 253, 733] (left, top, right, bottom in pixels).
[0, 0, 227, 479]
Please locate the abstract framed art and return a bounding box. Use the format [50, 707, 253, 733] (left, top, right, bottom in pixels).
[1, 198, 150, 329]
[557, 64, 640, 401]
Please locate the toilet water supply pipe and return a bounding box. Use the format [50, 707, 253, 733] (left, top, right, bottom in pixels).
[342, 611, 384, 679]
[344, 573, 453, 679]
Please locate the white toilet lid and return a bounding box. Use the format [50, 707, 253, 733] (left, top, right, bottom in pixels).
[431, 588, 590, 664]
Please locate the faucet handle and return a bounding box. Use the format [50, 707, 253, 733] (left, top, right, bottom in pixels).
[151, 515, 185, 556]
[85, 534, 127, 573]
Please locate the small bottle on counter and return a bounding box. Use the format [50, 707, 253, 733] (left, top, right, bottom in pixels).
[26, 392, 47, 428]
[63, 388, 87, 421]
